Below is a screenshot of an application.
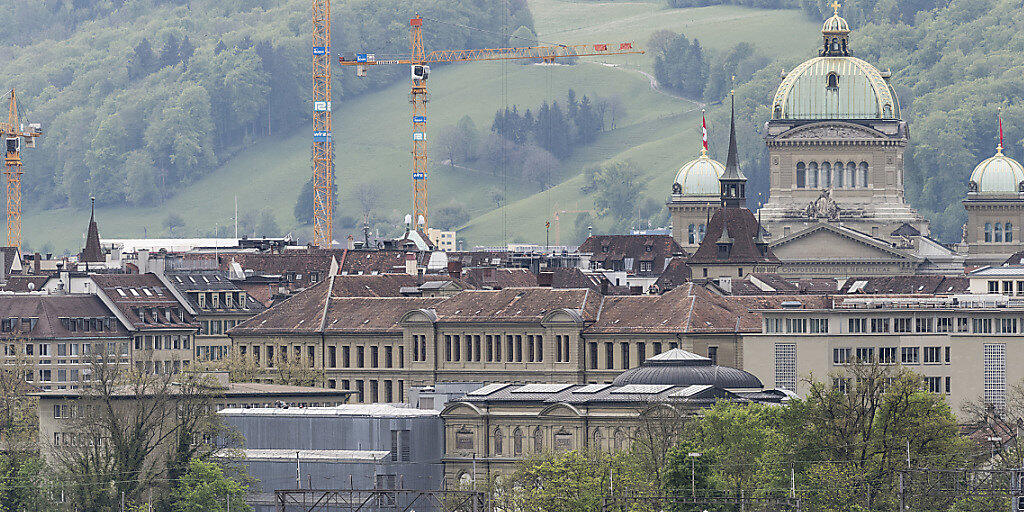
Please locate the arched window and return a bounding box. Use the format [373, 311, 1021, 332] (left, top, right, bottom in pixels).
[847, 162, 857, 187]
[808, 162, 819, 188]
[826, 72, 839, 89]
[688, 224, 696, 245]
[1008, 223, 1014, 243]
[796, 162, 806, 188]
[533, 427, 543, 452]
[773, 105, 782, 119]
[821, 161, 832, 188]
[513, 427, 523, 455]
[883, 104, 892, 118]
[835, 161, 844, 187]
[831, 38, 840, 52]
[698, 224, 706, 242]
[459, 472, 472, 486]
[613, 428, 626, 452]
[859, 162, 869, 188]
[985, 223, 993, 243]
[593, 428, 603, 451]
[995, 223, 1004, 243]
[493, 427, 503, 455]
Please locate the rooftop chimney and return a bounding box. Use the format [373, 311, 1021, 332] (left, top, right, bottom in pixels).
[405, 253, 417, 276]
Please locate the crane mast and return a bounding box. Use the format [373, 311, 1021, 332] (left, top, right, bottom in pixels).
[2, 89, 41, 251]
[410, 17, 428, 231]
[340, 18, 641, 235]
[311, 0, 334, 248]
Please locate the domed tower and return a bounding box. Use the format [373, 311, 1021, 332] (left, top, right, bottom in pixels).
[963, 132, 1024, 265]
[758, 2, 928, 241]
[669, 112, 726, 249]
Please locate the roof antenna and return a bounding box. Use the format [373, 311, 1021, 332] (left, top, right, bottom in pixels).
[998, 106, 1004, 154]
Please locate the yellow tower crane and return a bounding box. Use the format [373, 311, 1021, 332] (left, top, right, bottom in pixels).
[1, 89, 42, 250]
[311, 0, 334, 248]
[339, 17, 641, 233]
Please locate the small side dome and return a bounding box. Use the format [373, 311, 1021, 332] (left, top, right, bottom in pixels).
[612, 348, 763, 389]
[674, 152, 725, 197]
[969, 148, 1024, 195]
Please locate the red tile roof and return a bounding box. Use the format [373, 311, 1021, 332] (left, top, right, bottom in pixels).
[686, 207, 778, 264]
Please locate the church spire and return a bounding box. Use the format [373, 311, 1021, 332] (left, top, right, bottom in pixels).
[80, 197, 104, 264]
[720, 93, 747, 208]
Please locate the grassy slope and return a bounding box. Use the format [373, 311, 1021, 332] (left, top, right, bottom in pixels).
[22, 1, 817, 253]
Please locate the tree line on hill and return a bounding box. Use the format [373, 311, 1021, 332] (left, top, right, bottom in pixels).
[429, 89, 623, 195]
[4, 0, 534, 214]
[662, 0, 941, 24]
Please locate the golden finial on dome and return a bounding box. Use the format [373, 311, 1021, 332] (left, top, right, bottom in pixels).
[998, 106, 1004, 154]
[832, 1, 841, 16]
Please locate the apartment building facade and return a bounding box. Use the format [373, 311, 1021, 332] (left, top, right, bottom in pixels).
[90, 273, 199, 374]
[742, 294, 1024, 412]
[0, 294, 131, 390]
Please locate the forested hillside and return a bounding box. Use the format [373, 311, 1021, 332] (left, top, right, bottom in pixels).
[4, 0, 532, 210]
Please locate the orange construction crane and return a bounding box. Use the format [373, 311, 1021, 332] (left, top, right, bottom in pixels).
[339, 17, 641, 233]
[1, 89, 41, 251]
[311, 0, 334, 248]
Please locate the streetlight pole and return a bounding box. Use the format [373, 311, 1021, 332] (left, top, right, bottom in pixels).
[688, 452, 701, 498]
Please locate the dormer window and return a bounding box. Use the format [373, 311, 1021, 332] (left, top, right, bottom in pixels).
[826, 72, 839, 89]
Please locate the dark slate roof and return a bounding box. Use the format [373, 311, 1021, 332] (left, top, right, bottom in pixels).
[611, 349, 762, 388]
[0, 275, 48, 292]
[460, 268, 538, 289]
[1004, 251, 1024, 266]
[890, 223, 921, 237]
[578, 234, 686, 274]
[90, 273, 195, 329]
[686, 207, 778, 264]
[836, 275, 968, 295]
[165, 270, 266, 314]
[0, 294, 128, 339]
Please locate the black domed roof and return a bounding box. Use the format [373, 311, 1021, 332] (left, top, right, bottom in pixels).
[611, 349, 763, 389]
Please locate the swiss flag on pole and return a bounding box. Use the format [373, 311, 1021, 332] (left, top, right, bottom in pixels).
[620, 42, 633, 50]
[702, 112, 709, 152]
[594, 44, 607, 51]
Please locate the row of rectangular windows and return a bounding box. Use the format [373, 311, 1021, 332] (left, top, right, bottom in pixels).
[831, 346, 950, 365]
[767, 316, 1020, 334]
[5, 342, 129, 358]
[326, 378, 404, 404]
[831, 376, 950, 394]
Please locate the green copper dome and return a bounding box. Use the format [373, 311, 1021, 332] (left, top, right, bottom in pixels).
[772, 5, 899, 121]
[772, 57, 899, 120]
[970, 148, 1024, 195]
[674, 151, 725, 197]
